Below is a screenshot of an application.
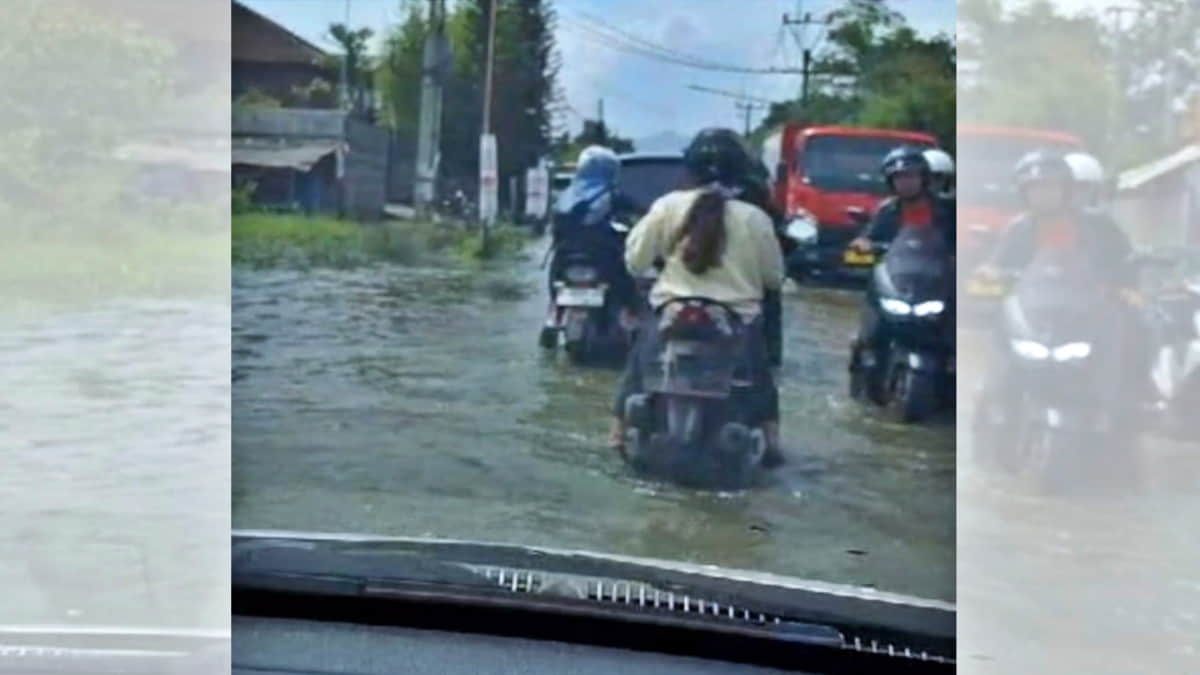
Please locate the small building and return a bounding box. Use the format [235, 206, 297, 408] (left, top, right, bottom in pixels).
[1114, 144, 1200, 249]
[232, 0, 334, 107]
[233, 108, 388, 220]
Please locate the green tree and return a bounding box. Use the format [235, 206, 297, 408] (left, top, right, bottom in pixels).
[324, 23, 376, 119]
[0, 0, 174, 233]
[959, 0, 1117, 161]
[552, 120, 636, 163]
[379, 0, 559, 205]
[751, 0, 956, 153]
[377, 2, 428, 138]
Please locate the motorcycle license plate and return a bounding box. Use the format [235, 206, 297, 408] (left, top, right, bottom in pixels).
[557, 286, 605, 307]
[844, 250, 875, 265]
[966, 279, 1006, 297]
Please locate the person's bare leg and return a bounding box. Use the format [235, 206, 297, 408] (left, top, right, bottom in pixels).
[761, 420, 784, 467]
[608, 417, 627, 457]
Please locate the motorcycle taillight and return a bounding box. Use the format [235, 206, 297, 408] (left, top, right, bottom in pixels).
[565, 265, 598, 285]
[677, 306, 711, 325]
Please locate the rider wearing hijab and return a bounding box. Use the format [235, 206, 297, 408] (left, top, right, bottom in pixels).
[547, 146, 639, 313]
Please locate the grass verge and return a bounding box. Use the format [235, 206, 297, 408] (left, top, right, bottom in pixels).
[232, 212, 529, 270]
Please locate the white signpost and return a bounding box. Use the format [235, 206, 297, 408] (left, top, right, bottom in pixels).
[525, 163, 549, 218]
[479, 133, 498, 225]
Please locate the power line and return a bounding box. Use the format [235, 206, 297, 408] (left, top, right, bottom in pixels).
[687, 84, 774, 105]
[558, 20, 805, 75]
[568, 9, 746, 71]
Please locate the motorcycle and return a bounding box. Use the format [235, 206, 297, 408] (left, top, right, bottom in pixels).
[539, 220, 636, 365]
[783, 207, 875, 286]
[621, 297, 768, 489]
[1147, 276, 1200, 441]
[971, 256, 1140, 492]
[848, 227, 955, 422]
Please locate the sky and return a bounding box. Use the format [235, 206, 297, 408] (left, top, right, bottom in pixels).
[240, 0, 955, 142]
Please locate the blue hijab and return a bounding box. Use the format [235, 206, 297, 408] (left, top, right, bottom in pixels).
[555, 146, 620, 227]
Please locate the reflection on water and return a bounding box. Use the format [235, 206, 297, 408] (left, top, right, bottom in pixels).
[232, 245, 955, 601]
[2, 299, 230, 628]
[957, 329, 1200, 672]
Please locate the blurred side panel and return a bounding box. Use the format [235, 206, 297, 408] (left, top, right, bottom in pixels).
[958, 0, 1200, 672]
[1, 0, 231, 672]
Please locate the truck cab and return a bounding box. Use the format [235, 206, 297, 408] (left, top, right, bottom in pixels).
[762, 124, 940, 283]
[956, 124, 1085, 275]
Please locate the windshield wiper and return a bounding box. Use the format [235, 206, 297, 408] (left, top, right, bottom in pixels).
[232, 533, 955, 671]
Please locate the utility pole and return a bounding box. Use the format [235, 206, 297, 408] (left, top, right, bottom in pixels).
[414, 0, 448, 216]
[481, 0, 498, 136]
[478, 0, 499, 245]
[688, 85, 771, 135]
[783, 7, 828, 105]
[734, 100, 767, 136]
[340, 0, 352, 110]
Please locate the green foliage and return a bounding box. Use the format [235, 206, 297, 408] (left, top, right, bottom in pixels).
[751, 0, 955, 153]
[233, 88, 282, 110]
[959, 0, 1115, 157]
[551, 120, 636, 164]
[0, 0, 175, 231]
[958, 0, 1200, 169]
[377, 0, 559, 201]
[233, 213, 527, 269]
[324, 23, 376, 117]
[377, 2, 429, 136]
[232, 181, 259, 215]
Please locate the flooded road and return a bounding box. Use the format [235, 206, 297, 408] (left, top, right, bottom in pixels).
[3, 299, 230, 628]
[233, 241, 955, 602]
[955, 329, 1200, 673]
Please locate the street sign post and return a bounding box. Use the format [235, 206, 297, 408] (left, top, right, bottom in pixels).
[479, 133, 498, 226]
[525, 164, 549, 219]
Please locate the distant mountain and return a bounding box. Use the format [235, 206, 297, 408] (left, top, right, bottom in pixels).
[632, 131, 690, 154]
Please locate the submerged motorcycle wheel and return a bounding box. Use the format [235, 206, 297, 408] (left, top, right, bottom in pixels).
[887, 366, 937, 423]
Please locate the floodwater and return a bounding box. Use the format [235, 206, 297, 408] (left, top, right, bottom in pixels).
[955, 328, 1200, 673]
[232, 240, 956, 602]
[3, 298, 230, 628]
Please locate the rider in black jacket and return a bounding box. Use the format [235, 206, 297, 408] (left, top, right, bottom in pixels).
[975, 149, 1153, 410]
[850, 146, 957, 359]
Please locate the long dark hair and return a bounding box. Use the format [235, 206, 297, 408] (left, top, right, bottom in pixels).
[672, 185, 728, 275]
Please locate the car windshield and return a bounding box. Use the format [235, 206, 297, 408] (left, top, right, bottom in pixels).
[957, 133, 1081, 210]
[617, 158, 688, 214]
[802, 134, 935, 195]
[228, 0, 957, 629]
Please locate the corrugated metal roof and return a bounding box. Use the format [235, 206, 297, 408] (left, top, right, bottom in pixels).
[1118, 144, 1200, 191]
[232, 1, 326, 65]
[232, 139, 341, 171]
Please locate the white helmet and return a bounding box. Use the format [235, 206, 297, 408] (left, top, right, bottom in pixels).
[923, 148, 955, 175]
[1064, 152, 1105, 184]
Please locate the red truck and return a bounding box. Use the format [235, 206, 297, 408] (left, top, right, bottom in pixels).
[760, 124, 940, 283]
[957, 124, 1086, 275]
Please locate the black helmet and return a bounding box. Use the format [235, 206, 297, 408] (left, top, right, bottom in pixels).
[880, 145, 931, 181]
[1012, 149, 1073, 189]
[683, 127, 752, 186]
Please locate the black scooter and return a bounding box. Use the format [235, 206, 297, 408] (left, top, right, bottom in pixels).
[621, 297, 768, 489]
[539, 220, 636, 365]
[971, 256, 1140, 492]
[848, 227, 956, 422]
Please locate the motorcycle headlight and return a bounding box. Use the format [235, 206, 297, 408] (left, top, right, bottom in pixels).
[880, 298, 912, 315]
[785, 212, 819, 243]
[1052, 342, 1092, 361]
[913, 300, 945, 317]
[1012, 339, 1050, 360]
